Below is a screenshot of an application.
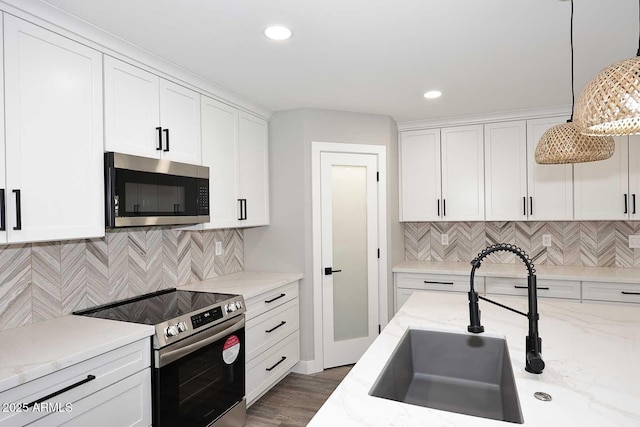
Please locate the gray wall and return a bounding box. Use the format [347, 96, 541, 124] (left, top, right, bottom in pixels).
[243, 108, 401, 365]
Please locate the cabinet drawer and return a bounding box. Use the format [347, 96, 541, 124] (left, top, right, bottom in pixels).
[30, 369, 151, 427]
[245, 281, 299, 320]
[485, 277, 580, 300]
[582, 281, 640, 304]
[246, 299, 299, 361]
[246, 331, 299, 406]
[0, 339, 150, 427]
[395, 272, 479, 293]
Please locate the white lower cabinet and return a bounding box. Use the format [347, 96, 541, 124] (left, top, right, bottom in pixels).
[244, 281, 300, 406]
[0, 339, 151, 427]
[395, 273, 480, 312]
[485, 277, 580, 300]
[582, 281, 640, 304]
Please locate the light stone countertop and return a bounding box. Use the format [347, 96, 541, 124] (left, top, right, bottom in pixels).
[0, 315, 154, 393]
[394, 260, 640, 283]
[309, 291, 640, 426]
[180, 271, 303, 299]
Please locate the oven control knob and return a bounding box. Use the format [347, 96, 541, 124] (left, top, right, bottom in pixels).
[225, 303, 237, 314]
[177, 322, 187, 333]
[235, 301, 242, 309]
[165, 325, 179, 337]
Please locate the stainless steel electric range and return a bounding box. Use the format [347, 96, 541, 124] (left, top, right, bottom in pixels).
[74, 288, 246, 427]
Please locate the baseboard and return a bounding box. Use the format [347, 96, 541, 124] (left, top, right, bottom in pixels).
[292, 359, 323, 374]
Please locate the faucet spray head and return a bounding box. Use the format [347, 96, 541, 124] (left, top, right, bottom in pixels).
[467, 290, 484, 333]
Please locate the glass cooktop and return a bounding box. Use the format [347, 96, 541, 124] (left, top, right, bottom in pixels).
[73, 288, 237, 325]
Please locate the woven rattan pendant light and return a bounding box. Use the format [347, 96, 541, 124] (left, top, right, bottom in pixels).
[574, 0, 640, 136]
[535, 0, 614, 164]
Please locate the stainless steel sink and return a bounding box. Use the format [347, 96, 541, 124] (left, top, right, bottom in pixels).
[369, 328, 524, 424]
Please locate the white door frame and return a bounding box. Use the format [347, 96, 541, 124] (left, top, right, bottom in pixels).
[311, 141, 388, 370]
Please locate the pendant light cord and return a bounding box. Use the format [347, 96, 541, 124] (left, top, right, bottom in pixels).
[569, 0, 575, 123]
[637, 0, 640, 56]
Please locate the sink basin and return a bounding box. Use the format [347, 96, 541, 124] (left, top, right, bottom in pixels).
[369, 328, 524, 424]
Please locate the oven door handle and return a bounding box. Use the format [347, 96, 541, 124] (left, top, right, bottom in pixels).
[157, 316, 245, 368]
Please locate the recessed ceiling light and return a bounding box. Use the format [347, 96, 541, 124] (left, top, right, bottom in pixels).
[424, 90, 442, 99]
[264, 25, 293, 41]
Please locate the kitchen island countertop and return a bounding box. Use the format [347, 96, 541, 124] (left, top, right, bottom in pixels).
[309, 291, 640, 426]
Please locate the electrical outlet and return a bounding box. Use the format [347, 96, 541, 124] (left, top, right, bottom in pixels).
[441, 233, 449, 246]
[215, 241, 222, 256]
[542, 234, 552, 247]
[629, 235, 640, 249]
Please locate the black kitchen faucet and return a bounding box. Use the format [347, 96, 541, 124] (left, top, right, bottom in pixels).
[467, 243, 545, 374]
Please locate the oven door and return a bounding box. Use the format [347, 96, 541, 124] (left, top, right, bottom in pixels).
[153, 315, 245, 427]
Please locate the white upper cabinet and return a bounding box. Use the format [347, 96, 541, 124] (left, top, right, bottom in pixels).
[159, 79, 201, 164]
[484, 121, 528, 221]
[238, 111, 269, 227]
[526, 117, 574, 221]
[104, 56, 160, 158]
[574, 136, 629, 220]
[624, 135, 640, 220]
[441, 125, 484, 221]
[200, 98, 269, 229]
[201, 96, 240, 228]
[399, 129, 441, 221]
[3, 15, 104, 243]
[0, 17, 5, 244]
[104, 56, 201, 164]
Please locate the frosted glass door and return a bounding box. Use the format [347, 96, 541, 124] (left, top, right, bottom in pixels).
[321, 152, 379, 368]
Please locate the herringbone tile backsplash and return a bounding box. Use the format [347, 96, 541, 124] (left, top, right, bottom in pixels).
[0, 228, 243, 331]
[405, 221, 640, 267]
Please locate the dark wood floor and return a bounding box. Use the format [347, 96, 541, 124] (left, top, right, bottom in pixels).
[245, 365, 352, 427]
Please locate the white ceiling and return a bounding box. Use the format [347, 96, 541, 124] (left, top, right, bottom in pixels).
[42, 0, 637, 122]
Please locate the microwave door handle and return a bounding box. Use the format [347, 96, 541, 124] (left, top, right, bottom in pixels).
[157, 316, 245, 367]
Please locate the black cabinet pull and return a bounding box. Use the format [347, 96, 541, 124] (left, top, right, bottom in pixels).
[324, 267, 342, 275]
[163, 129, 170, 152]
[624, 194, 628, 214]
[265, 356, 287, 372]
[424, 280, 453, 285]
[244, 199, 248, 220]
[443, 199, 446, 217]
[523, 196, 526, 216]
[26, 375, 96, 408]
[0, 189, 5, 231]
[621, 291, 640, 296]
[514, 285, 549, 290]
[156, 127, 162, 150]
[437, 199, 440, 216]
[529, 197, 533, 216]
[633, 194, 637, 214]
[237, 199, 247, 220]
[12, 190, 21, 231]
[265, 293, 285, 303]
[265, 321, 287, 333]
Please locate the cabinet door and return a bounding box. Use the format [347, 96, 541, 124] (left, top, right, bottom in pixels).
[441, 125, 484, 221]
[238, 112, 269, 226]
[159, 78, 202, 164]
[399, 129, 441, 221]
[0, 17, 5, 244]
[628, 135, 640, 219]
[201, 96, 240, 228]
[4, 15, 104, 243]
[484, 121, 528, 221]
[104, 56, 161, 158]
[526, 117, 574, 221]
[574, 136, 629, 220]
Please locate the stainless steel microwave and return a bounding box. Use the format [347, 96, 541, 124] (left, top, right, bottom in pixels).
[105, 152, 210, 227]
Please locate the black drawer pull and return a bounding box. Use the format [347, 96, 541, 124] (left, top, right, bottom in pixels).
[26, 375, 96, 408]
[514, 285, 549, 290]
[621, 291, 640, 296]
[265, 321, 287, 333]
[266, 356, 287, 372]
[265, 293, 285, 303]
[423, 281, 453, 285]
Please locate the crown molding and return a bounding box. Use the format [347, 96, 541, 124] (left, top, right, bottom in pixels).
[0, 0, 272, 119]
[396, 105, 572, 131]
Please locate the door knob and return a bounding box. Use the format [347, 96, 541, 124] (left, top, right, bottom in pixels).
[324, 267, 342, 275]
